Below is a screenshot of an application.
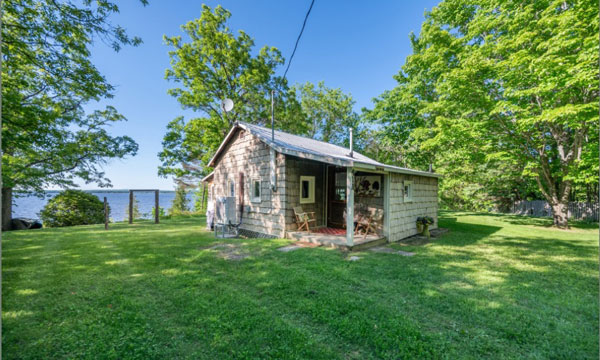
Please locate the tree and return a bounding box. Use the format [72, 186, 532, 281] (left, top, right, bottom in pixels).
[158, 5, 307, 183]
[1, 0, 145, 230]
[169, 186, 189, 215]
[369, 0, 598, 227]
[293, 81, 361, 147]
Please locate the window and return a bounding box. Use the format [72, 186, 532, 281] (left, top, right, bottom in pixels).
[334, 171, 346, 201]
[228, 179, 235, 197]
[300, 176, 315, 204]
[403, 180, 413, 202]
[251, 178, 261, 203]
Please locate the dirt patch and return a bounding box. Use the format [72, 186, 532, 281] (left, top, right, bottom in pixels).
[369, 246, 415, 256]
[206, 243, 251, 261]
[294, 241, 321, 248]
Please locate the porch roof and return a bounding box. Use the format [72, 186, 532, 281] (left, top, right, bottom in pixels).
[209, 122, 441, 178]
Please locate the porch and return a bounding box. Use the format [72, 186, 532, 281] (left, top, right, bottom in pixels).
[284, 155, 390, 249]
[285, 229, 387, 251]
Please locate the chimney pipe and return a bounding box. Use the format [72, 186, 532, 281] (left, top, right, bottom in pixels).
[349, 128, 354, 158]
[429, 163, 433, 172]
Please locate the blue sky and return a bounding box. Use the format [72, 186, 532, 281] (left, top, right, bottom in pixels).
[79, 0, 440, 190]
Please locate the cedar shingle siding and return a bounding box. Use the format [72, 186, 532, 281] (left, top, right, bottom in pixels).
[210, 125, 439, 241]
[388, 174, 438, 241]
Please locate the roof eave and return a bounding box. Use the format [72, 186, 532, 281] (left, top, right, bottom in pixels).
[201, 171, 215, 182]
[208, 125, 240, 167]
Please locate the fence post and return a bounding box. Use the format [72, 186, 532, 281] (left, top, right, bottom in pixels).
[201, 183, 206, 211]
[129, 190, 133, 224]
[155, 190, 159, 224]
[104, 197, 108, 230]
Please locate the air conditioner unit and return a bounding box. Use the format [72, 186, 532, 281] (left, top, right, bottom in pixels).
[216, 196, 237, 224]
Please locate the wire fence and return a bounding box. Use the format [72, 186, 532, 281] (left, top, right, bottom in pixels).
[509, 200, 599, 222]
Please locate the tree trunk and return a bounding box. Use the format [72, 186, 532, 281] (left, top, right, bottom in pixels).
[550, 200, 569, 229]
[2, 187, 13, 231]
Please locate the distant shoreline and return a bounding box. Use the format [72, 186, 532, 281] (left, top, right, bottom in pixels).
[15, 189, 179, 194]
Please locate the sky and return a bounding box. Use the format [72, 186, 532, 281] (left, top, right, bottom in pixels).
[78, 0, 440, 190]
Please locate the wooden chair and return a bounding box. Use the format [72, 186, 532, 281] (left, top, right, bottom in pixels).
[294, 206, 316, 232]
[355, 208, 383, 240]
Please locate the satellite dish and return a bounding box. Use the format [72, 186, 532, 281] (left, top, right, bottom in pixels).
[221, 98, 234, 112]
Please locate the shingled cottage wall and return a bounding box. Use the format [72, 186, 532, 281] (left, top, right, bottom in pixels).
[212, 129, 286, 237]
[388, 173, 438, 242]
[283, 156, 326, 231]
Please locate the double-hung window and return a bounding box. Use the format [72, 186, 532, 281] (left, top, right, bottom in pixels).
[251, 178, 261, 203]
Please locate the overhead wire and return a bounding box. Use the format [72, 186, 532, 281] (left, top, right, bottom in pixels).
[282, 0, 315, 81]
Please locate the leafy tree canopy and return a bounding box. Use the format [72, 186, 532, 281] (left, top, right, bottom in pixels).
[2, 0, 144, 229]
[293, 81, 361, 147]
[158, 5, 307, 184]
[368, 0, 598, 226]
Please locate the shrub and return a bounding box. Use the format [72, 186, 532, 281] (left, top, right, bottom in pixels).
[152, 206, 166, 219]
[40, 190, 108, 227]
[416, 216, 434, 225]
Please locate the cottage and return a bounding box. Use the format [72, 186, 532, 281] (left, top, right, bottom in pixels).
[203, 122, 440, 248]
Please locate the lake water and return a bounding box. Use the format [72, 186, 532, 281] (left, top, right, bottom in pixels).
[13, 191, 199, 222]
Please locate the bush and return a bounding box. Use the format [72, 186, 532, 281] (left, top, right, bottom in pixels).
[152, 206, 166, 219]
[40, 190, 108, 227]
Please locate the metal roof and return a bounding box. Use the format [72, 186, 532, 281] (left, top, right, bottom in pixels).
[209, 122, 441, 178]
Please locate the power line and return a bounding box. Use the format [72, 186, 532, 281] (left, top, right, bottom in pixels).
[282, 0, 315, 80]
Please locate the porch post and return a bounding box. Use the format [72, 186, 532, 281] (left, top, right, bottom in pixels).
[383, 173, 390, 240]
[346, 167, 354, 246]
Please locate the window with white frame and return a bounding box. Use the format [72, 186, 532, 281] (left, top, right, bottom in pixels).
[228, 179, 235, 197]
[251, 178, 261, 203]
[299, 176, 315, 204]
[404, 180, 413, 202]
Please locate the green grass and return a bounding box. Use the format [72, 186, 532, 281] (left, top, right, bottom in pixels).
[3, 212, 598, 359]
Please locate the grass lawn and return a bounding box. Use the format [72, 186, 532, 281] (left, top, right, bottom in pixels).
[3, 212, 598, 359]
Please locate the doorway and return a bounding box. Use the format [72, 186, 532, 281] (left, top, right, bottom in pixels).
[327, 166, 347, 228]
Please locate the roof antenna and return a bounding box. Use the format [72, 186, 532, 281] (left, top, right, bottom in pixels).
[349, 128, 354, 158]
[271, 90, 275, 142]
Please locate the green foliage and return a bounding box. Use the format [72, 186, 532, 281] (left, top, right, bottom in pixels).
[3, 213, 598, 358]
[169, 187, 190, 215]
[125, 198, 141, 221]
[158, 5, 307, 182]
[368, 0, 598, 226]
[40, 190, 107, 227]
[194, 187, 207, 213]
[2, 0, 142, 194]
[152, 206, 166, 219]
[293, 81, 362, 147]
[416, 216, 434, 225]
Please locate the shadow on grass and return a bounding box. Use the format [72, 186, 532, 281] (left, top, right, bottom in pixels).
[2, 213, 598, 359]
